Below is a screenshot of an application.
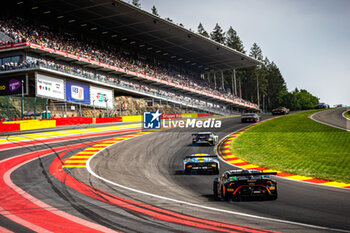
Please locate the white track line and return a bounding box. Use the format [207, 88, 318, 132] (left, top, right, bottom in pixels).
[310, 111, 349, 131]
[86, 126, 347, 232]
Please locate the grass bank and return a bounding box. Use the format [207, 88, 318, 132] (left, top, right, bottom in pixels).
[345, 110, 350, 119]
[231, 110, 350, 183]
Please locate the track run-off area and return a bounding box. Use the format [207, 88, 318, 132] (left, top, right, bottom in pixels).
[1, 113, 349, 232]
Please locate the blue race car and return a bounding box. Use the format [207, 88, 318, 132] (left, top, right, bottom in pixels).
[183, 154, 220, 174]
[315, 103, 329, 109]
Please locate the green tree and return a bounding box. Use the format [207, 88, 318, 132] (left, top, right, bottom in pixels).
[249, 42, 263, 61]
[225, 26, 245, 53]
[165, 17, 173, 22]
[210, 23, 225, 44]
[132, 0, 141, 8]
[197, 23, 209, 38]
[151, 5, 159, 16]
[265, 60, 287, 109]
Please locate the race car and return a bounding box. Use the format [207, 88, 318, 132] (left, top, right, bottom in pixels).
[213, 169, 278, 201]
[192, 132, 218, 146]
[272, 107, 289, 115]
[315, 103, 329, 109]
[241, 113, 261, 123]
[183, 154, 220, 174]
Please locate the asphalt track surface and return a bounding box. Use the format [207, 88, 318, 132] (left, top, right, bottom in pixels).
[2, 115, 350, 232]
[311, 107, 350, 131]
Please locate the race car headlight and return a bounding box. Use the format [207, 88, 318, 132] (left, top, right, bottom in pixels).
[187, 165, 192, 168]
[193, 139, 197, 141]
[211, 164, 217, 167]
[227, 188, 234, 192]
[208, 138, 212, 141]
[269, 186, 276, 190]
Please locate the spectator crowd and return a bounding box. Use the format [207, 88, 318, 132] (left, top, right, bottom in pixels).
[0, 17, 257, 110]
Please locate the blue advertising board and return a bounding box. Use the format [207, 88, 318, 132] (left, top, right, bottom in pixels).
[65, 80, 90, 104]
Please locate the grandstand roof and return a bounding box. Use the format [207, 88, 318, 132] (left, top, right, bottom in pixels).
[7, 0, 262, 72]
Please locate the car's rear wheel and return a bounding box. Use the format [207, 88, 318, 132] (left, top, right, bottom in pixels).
[268, 194, 278, 200]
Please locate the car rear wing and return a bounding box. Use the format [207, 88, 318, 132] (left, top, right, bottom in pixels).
[184, 155, 218, 159]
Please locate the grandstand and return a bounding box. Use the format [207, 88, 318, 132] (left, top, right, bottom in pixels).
[0, 0, 261, 119]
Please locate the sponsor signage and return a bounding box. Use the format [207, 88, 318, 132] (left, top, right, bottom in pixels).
[0, 75, 27, 96]
[36, 73, 65, 100]
[90, 86, 113, 109]
[66, 80, 90, 104]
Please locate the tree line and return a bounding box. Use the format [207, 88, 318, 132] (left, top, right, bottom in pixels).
[133, 1, 320, 111]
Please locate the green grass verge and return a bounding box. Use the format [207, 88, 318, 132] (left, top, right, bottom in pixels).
[345, 110, 350, 119]
[231, 110, 350, 183]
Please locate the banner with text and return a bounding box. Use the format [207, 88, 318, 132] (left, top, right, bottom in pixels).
[66, 80, 90, 104]
[36, 73, 65, 100]
[90, 86, 113, 109]
[0, 75, 27, 96]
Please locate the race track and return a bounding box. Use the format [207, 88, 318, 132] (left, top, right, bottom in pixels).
[311, 107, 350, 131]
[2, 115, 350, 232]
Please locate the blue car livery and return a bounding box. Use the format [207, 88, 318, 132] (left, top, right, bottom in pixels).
[183, 154, 220, 174]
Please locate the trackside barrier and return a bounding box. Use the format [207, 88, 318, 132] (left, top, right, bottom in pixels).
[121, 115, 142, 122]
[95, 117, 122, 124]
[0, 113, 215, 133]
[0, 123, 20, 132]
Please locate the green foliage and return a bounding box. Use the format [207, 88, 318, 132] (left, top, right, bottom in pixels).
[225, 26, 245, 53]
[151, 5, 159, 16]
[249, 43, 263, 61]
[197, 23, 209, 38]
[210, 23, 225, 44]
[165, 17, 173, 22]
[277, 89, 319, 110]
[231, 110, 350, 183]
[132, 0, 141, 8]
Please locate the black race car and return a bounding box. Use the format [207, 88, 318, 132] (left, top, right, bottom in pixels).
[192, 132, 218, 146]
[213, 169, 278, 201]
[241, 113, 261, 123]
[272, 107, 289, 115]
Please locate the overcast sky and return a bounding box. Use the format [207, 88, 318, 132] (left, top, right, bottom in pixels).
[137, 0, 350, 106]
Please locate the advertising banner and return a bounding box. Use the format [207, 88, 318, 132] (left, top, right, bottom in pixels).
[66, 80, 90, 104]
[90, 86, 113, 109]
[36, 73, 65, 100]
[0, 75, 27, 96]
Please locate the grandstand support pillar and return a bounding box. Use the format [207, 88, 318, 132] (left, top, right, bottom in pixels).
[65, 101, 67, 118]
[21, 80, 24, 120]
[257, 74, 260, 108]
[221, 70, 224, 90]
[214, 72, 217, 88]
[33, 97, 37, 119]
[79, 103, 82, 117]
[7, 96, 10, 119]
[93, 100, 96, 118]
[233, 69, 237, 96]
